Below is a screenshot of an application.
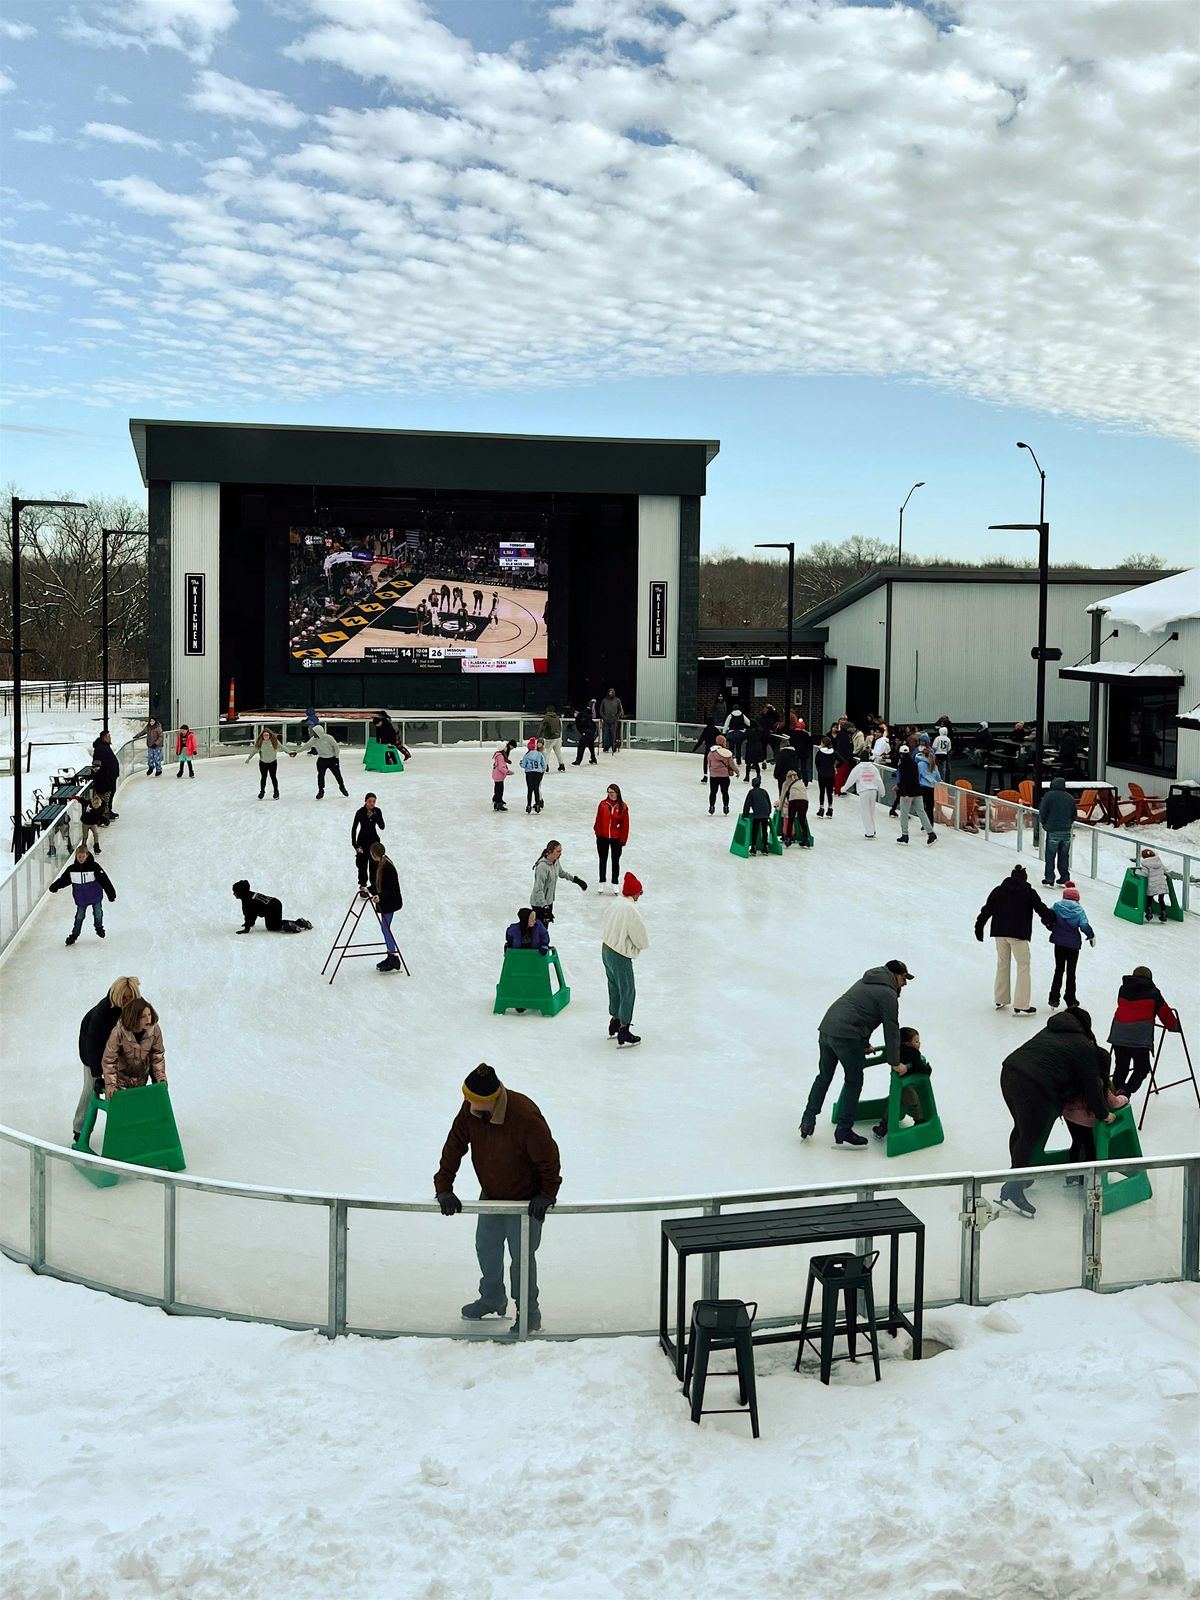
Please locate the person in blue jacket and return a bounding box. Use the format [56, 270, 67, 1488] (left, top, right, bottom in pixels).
[1048, 883, 1094, 1009]
[520, 739, 548, 814]
[1037, 776, 1077, 886]
[741, 775, 773, 855]
[505, 907, 551, 954]
[916, 742, 940, 828]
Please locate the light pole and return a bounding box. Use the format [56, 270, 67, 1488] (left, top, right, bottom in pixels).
[990, 441, 1050, 801]
[756, 540, 795, 719]
[897, 481, 925, 567]
[5, 496, 87, 857]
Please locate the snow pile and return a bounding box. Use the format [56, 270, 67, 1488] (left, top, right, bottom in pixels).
[1, 1262, 1196, 1600]
[1088, 568, 1200, 635]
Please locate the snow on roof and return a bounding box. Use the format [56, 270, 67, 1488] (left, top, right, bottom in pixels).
[1059, 660, 1185, 684]
[1087, 567, 1200, 633]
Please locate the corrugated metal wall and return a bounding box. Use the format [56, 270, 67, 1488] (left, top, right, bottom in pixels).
[169, 482, 220, 726]
[635, 495, 680, 723]
[822, 586, 887, 720]
[1102, 614, 1200, 787]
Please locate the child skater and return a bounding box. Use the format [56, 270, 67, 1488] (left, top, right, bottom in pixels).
[50, 845, 116, 944]
[175, 724, 197, 778]
[1135, 848, 1171, 922]
[1049, 883, 1095, 1009]
[814, 736, 837, 818]
[75, 789, 107, 855]
[520, 737, 548, 814]
[776, 767, 811, 848]
[873, 1026, 932, 1139]
[1061, 1070, 1128, 1164]
[741, 775, 773, 855]
[491, 741, 515, 811]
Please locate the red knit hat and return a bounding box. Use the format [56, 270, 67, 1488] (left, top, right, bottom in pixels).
[621, 871, 643, 897]
[1062, 883, 1080, 901]
[527, 737, 537, 750]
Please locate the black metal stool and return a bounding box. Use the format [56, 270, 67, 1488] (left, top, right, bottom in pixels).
[795, 1251, 881, 1385]
[682, 1298, 760, 1438]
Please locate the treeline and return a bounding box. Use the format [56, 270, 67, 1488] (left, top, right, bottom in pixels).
[0, 494, 148, 681]
[700, 537, 1164, 628]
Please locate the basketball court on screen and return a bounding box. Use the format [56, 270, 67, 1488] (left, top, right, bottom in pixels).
[327, 576, 548, 663]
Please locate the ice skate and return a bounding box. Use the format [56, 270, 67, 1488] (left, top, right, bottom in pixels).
[834, 1127, 868, 1148]
[999, 1182, 1036, 1218]
[461, 1297, 508, 1320]
[608, 1016, 620, 1037]
[616, 1026, 641, 1047]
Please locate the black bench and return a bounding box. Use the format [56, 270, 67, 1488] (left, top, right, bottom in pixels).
[660, 1199, 925, 1378]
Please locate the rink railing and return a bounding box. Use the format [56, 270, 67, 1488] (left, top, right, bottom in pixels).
[0, 730, 145, 957]
[1, 1129, 1197, 1343]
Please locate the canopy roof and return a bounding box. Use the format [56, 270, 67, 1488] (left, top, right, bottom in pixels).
[1059, 661, 1185, 685]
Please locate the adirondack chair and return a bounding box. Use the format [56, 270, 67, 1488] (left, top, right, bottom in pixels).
[988, 790, 1020, 832]
[954, 779, 980, 831]
[1018, 780, 1035, 809]
[933, 783, 954, 825]
[1116, 782, 1168, 827]
[1074, 788, 1104, 824]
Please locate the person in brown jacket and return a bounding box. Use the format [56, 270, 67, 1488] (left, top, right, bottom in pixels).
[101, 998, 167, 1099]
[434, 1063, 561, 1333]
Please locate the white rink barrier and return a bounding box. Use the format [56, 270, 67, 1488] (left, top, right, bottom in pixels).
[2, 1130, 1197, 1342]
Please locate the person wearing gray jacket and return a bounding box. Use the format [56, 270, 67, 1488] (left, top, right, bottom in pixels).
[531, 841, 587, 926]
[1037, 776, 1076, 886]
[800, 961, 913, 1146]
[305, 724, 349, 798]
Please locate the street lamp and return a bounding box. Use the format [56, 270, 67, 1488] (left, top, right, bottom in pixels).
[5, 496, 87, 857]
[989, 442, 1050, 800]
[755, 540, 795, 719]
[897, 482, 925, 567]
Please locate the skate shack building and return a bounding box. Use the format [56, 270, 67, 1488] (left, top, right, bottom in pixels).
[131, 419, 719, 728]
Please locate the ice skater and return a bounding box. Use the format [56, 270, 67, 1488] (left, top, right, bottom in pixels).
[246, 727, 291, 798]
[599, 688, 624, 755]
[492, 742, 515, 810]
[572, 704, 598, 765]
[352, 792, 386, 890]
[814, 735, 836, 817]
[505, 907, 550, 954]
[50, 846, 116, 944]
[1048, 884, 1094, 1009]
[974, 865, 1055, 1015]
[232, 880, 312, 934]
[707, 734, 738, 815]
[695, 718, 720, 782]
[520, 738, 548, 813]
[531, 840, 587, 927]
[175, 725, 197, 779]
[538, 706, 566, 772]
[101, 998, 166, 1100]
[305, 724, 349, 798]
[368, 841, 404, 973]
[895, 746, 935, 845]
[1107, 966, 1179, 1098]
[593, 783, 629, 891]
[741, 775, 772, 854]
[1135, 849, 1172, 921]
[73, 975, 141, 1146]
[601, 872, 647, 1046]
[137, 717, 165, 776]
[75, 788, 107, 854]
[434, 1063, 561, 1334]
[776, 767, 811, 847]
[800, 962, 913, 1147]
[842, 754, 886, 838]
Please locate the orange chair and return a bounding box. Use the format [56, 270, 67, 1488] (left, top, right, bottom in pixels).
[954, 779, 980, 831]
[1018, 780, 1035, 809]
[1074, 789, 1104, 824]
[989, 791, 1019, 832]
[933, 783, 953, 825]
[1117, 782, 1168, 827]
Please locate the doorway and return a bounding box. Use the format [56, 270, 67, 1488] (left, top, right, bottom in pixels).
[845, 665, 881, 730]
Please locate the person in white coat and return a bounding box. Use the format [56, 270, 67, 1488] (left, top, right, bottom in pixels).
[304, 723, 349, 798]
[601, 872, 648, 1047]
[842, 757, 886, 838]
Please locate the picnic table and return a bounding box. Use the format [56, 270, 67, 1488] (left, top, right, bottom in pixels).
[659, 1198, 925, 1378]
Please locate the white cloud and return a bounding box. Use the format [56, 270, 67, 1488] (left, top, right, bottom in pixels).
[13, 0, 1200, 440]
[14, 125, 57, 144]
[188, 70, 305, 129]
[0, 68, 13, 95]
[95, 85, 132, 106]
[0, 20, 37, 40]
[82, 121, 163, 150]
[73, 317, 124, 330]
[62, 0, 237, 63]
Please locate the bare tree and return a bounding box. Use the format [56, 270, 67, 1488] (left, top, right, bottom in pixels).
[1119, 552, 1165, 570]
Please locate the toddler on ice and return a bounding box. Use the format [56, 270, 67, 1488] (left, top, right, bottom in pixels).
[873, 1026, 932, 1139]
[1135, 849, 1171, 922]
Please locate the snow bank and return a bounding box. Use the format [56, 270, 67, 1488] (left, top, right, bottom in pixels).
[1, 1261, 1196, 1600]
[1088, 568, 1200, 635]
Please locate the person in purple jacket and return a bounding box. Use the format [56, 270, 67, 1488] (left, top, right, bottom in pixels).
[1048, 883, 1094, 1009]
[49, 846, 116, 945]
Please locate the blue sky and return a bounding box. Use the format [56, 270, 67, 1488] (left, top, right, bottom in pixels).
[1, 0, 1197, 566]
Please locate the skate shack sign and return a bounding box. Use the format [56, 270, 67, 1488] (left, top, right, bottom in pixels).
[184, 573, 205, 655]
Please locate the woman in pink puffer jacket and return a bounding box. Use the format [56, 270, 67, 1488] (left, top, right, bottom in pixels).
[491, 742, 516, 812]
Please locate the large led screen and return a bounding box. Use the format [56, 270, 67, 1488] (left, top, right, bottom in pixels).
[288, 524, 549, 674]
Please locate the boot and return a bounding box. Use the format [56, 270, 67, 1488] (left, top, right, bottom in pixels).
[834, 1126, 868, 1148]
[616, 1026, 641, 1047]
[65, 932, 79, 945]
[96, 926, 106, 939]
[461, 1296, 507, 1320]
[376, 954, 400, 972]
[513, 1305, 542, 1334]
[608, 1016, 621, 1038]
[872, 1121, 887, 1139]
[999, 1181, 1037, 1218]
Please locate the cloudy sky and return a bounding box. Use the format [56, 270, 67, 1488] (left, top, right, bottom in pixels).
[1, 0, 1197, 563]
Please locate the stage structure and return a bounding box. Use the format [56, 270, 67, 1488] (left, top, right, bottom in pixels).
[130, 420, 719, 726]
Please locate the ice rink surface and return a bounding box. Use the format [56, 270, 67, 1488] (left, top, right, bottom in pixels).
[4, 745, 1197, 1199]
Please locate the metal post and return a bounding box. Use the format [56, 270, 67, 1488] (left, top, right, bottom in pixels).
[959, 1178, 976, 1304]
[1034, 515, 1049, 802]
[784, 541, 795, 721]
[1090, 829, 1099, 881]
[701, 1198, 720, 1300]
[328, 1199, 348, 1339]
[10, 499, 23, 859]
[30, 1144, 46, 1268]
[163, 1181, 177, 1307]
[1083, 1173, 1103, 1291]
[1087, 609, 1101, 780]
[516, 1210, 531, 1340]
[1184, 1160, 1200, 1283]
[101, 529, 110, 733]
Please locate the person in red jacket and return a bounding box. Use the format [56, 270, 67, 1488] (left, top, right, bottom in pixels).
[1107, 966, 1179, 1098]
[593, 783, 630, 894]
[175, 724, 197, 779]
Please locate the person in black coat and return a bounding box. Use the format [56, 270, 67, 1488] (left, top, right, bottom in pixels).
[975, 864, 1055, 1014]
[351, 793, 386, 890]
[790, 722, 814, 782]
[368, 842, 404, 972]
[73, 975, 142, 1143]
[692, 719, 719, 782]
[741, 776, 773, 854]
[370, 711, 412, 761]
[998, 1007, 1113, 1215]
[773, 740, 801, 796]
[572, 705, 598, 766]
[832, 724, 855, 795]
[232, 880, 311, 934]
[743, 724, 766, 784]
[91, 731, 121, 821]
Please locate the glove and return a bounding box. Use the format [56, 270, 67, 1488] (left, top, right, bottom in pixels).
[528, 1193, 555, 1222]
[50, 884, 60, 893]
[975, 930, 984, 942]
[1088, 935, 1096, 947]
[575, 878, 588, 891]
[437, 1192, 462, 1217]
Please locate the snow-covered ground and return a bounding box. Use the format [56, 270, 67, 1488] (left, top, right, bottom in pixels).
[1, 1260, 1196, 1600]
[0, 699, 148, 870]
[0, 746, 1196, 1334]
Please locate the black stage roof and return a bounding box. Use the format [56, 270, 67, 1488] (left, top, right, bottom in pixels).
[130, 419, 720, 497]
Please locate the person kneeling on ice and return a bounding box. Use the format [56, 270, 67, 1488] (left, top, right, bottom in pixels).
[101, 997, 166, 1099]
[232, 880, 312, 934]
[368, 842, 404, 972]
[434, 1064, 561, 1334]
[800, 961, 913, 1147]
[1048, 884, 1094, 1010]
[741, 775, 773, 854]
[842, 754, 886, 838]
[506, 907, 550, 954]
[873, 1026, 932, 1139]
[998, 1007, 1113, 1217]
[1135, 849, 1171, 922]
[531, 840, 586, 926]
[50, 846, 116, 944]
[601, 872, 649, 1047]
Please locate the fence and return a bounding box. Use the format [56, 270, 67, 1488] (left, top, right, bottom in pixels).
[1, 1130, 1195, 1342]
[0, 679, 147, 717]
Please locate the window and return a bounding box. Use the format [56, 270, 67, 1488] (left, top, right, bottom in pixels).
[1107, 683, 1178, 778]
